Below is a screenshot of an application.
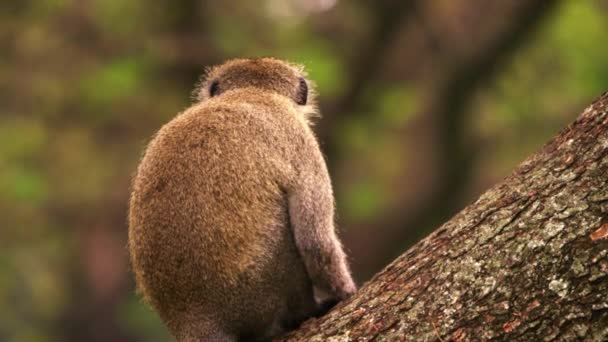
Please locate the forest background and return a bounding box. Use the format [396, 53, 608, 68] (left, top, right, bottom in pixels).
[1, 1, 608, 340]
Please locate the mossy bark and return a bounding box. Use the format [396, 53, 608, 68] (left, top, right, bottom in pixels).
[285, 93, 608, 341]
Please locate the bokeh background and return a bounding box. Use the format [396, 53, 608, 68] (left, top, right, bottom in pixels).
[2, 0, 608, 340]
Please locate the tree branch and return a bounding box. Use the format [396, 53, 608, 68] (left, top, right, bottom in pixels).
[286, 92, 608, 340]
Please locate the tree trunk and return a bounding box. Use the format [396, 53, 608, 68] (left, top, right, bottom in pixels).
[285, 93, 608, 341]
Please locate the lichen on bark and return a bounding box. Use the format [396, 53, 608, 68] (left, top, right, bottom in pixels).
[285, 94, 608, 341]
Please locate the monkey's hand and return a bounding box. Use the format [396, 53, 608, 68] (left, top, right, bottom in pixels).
[327, 253, 357, 300]
[312, 277, 355, 318]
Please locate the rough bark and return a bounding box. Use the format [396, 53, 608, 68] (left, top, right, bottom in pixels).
[285, 93, 608, 341]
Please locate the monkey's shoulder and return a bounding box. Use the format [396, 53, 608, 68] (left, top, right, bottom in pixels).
[155, 99, 303, 150]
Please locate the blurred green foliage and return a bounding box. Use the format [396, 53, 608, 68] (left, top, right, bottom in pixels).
[1, 1, 607, 341]
[478, 0, 608, 175]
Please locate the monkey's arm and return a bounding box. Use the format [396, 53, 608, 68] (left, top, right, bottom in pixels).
[288, 152, 356, 301]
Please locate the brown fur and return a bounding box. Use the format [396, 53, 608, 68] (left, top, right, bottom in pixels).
[128, 58, 356, 341]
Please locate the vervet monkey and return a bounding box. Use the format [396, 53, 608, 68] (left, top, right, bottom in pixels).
[128, 58, 356, 341]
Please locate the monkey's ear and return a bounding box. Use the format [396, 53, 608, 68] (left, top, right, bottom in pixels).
[296, 77, 308, 105]
[209, 80, 220, 97]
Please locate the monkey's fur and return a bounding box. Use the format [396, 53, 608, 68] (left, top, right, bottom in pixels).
[128, 58, 356, 341]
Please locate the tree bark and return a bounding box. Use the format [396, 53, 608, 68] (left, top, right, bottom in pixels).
[285, 93, 608, 341]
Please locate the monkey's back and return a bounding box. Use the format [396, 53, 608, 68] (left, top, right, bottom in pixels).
[128, 93, 314, 336]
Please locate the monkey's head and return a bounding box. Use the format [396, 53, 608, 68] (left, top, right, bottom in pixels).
[196, 58, 318, 119]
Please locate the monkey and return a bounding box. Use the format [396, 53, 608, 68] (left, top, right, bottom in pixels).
[128, 58, 357, 341]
